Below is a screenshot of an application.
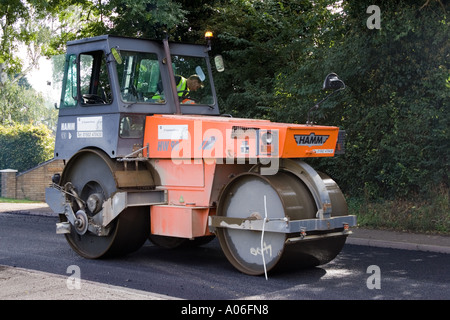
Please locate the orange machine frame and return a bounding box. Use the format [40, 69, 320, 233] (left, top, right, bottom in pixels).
[144, 114, 340, 239]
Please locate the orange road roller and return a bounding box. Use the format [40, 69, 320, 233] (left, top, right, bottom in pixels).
[45, 34, 356, 275]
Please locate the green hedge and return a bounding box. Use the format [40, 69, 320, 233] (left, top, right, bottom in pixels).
[0, 124, 54, 172]
[210, 0, 449, 201]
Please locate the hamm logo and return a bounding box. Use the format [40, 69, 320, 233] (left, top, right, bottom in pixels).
[294, 133, 329, 147]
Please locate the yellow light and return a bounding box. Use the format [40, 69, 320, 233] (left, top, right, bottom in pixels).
[205, 31, 213, 39]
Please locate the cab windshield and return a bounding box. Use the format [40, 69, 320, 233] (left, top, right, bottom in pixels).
[116, 51, 162, 103]
[116, 51, 214, 105]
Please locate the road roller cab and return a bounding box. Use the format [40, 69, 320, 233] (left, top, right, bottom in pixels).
[46, 34, 356, 275]
[53, 35, 220, 160]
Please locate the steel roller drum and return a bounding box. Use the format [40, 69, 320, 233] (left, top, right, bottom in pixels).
[216, 169, 348, 276]
[59, 149, 150, 259]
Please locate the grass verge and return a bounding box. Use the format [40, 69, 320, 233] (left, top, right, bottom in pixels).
[348, 186, 449, 234]
[0, 197, 43, 203]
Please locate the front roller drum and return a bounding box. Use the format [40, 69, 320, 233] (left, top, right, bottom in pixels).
[215, 171, 347, 275]
[59, 149, 150, 259]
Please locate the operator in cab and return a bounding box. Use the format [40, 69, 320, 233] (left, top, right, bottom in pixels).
[153, 74, 204, 104]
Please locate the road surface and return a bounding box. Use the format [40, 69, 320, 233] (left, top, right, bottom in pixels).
[1, 212, 449, 301]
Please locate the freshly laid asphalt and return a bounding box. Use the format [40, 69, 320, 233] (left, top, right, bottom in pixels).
[1, 202, 449, 300]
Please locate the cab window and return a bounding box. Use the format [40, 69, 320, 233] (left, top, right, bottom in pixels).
[80, 51, 112, 105]
[116, 51, 163, 104]
[119, 115, 145, 138]
[60, 54, 77, 108]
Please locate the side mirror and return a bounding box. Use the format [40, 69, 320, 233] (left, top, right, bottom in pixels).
[195, 66, 206, 81]
[307, 73, 346, 125]
[214, 55, 225, 72]
[110, 46, 123, 65]
[323, 73, 345, 90]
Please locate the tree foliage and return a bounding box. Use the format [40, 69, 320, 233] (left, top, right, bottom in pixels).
[0, 81, 57, 171]
[0, 81, 57, 127]
[0, 0, 75, 82]
[3, 0, 446, 201]
[312, 0, 449, 199]
[188, 0, 449, 200]
[207, 0, 342, 120]
[0, 0, 77, 172]
[44, 0, 188, 47]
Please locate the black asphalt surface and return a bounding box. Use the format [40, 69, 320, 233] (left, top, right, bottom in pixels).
[1, 205, 449, 301]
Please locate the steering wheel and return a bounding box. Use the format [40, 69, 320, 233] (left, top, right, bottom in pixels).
[82, 94, 106, 104]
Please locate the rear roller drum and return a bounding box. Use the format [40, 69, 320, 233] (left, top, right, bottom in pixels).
[60, 149, 149, 259]
[216, 171, 347, 275]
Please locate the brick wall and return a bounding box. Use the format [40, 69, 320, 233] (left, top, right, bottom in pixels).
[0, 159, 65, 201]
[0, 169, 18, 198]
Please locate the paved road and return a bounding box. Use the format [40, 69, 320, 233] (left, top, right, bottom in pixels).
[1, 210, 449, 301]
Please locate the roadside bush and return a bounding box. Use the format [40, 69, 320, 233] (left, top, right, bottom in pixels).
[0, 124, 54, 172]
